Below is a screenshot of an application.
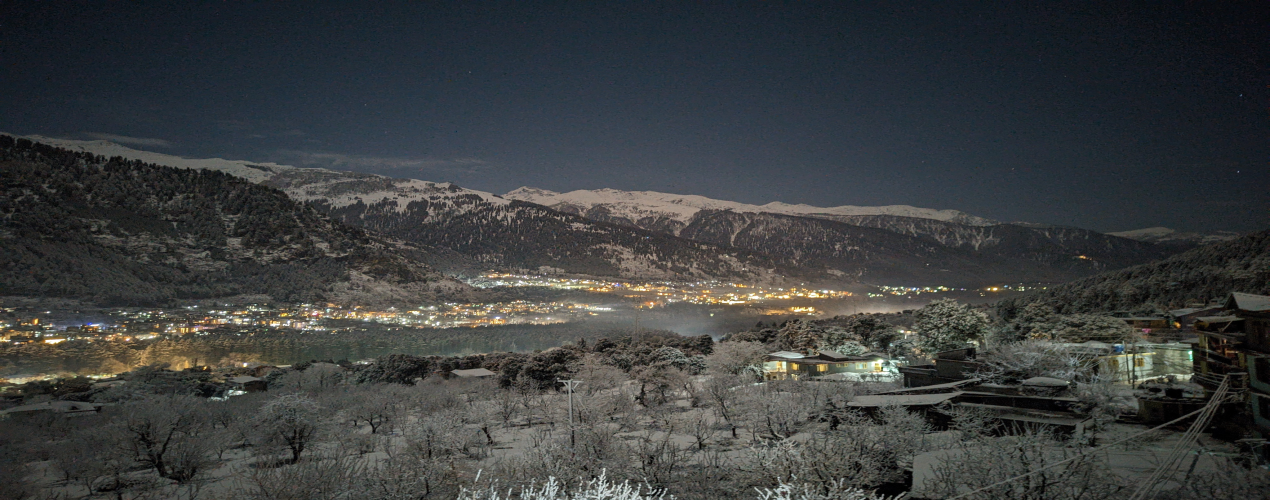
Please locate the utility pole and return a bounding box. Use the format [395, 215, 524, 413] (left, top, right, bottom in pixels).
[557, 378, 583, 447]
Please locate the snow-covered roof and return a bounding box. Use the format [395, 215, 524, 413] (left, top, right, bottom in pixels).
[848, 392, 961, 407]
[768, 351, 806, 359]
[1, 401, 102, 415]
[1226, 292, 1270, 312]
[1168, 307, 1222, 317]
[877, 379, 981, 394]
[451, 368, 496, 378]
[1022, 377, 1070, 387]
[1196, 315, 1242, 323]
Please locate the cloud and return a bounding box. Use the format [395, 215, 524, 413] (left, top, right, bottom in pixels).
[84, 133, 173, 148]
[272, 149, 493, 175]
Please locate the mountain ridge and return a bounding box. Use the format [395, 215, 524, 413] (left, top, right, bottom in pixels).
[5, 134, 1184, 287]
[0, 136, 474, 306]
[504, 186, 1001, 230]
[996, 229, 1270, 318]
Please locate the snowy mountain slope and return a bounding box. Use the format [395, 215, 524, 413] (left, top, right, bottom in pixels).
[7, 135, 794, 283]
[676, 211, 1171, 285]
[825, 215, 1172, 269]
[1107, 227, 1241, 246]
[11, 134, 295, 183]
[0, 137, 474, 306]
[9, 134, 1178, 286]
[506, 187, 1176, 283]
[504, 187, 1000, 231]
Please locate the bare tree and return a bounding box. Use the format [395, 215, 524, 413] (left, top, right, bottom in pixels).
[117, 395, 216, 483]
[919, 430, 1126, 500]
[257, 393, 323, 464]
[675, 409, 717, 450]
[704, 374, 743, 438]
[342, 384, 405, 434]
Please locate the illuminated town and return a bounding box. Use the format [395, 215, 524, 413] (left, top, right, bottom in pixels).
[0, 274, 865, 344]
[0, 274, 1056, 346]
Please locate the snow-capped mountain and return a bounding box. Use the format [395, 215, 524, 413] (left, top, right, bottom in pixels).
[0, 136, 474, 306]
[1107, 227, 1241, 246]
[8, 133, 1181, 286]
[7, 134, 792, 283]
[505, 187, 999, 233]
[505, 186, 1175, 283]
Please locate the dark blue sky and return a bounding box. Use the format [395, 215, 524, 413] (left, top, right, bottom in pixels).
[3, 1, 1266, 232]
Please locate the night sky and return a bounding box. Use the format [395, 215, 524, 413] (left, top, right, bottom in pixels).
[3, 1, 1266, 232]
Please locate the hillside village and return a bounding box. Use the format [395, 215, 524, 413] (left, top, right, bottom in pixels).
[2, 291, 1268, 498]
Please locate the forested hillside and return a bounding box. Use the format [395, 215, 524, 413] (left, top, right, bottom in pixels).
[677, 211, 1165, 286]
[508, 187, 1178, 286]
[996, 229, 1270, 319]
[270, 169, 796, 283]
[0, 137, 471, 305]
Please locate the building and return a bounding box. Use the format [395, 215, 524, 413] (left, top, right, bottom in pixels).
[762, 350, 888, 380]
[1190, 292, 1270, 440]
[228, 376, 268, 393]
[0, 401, 104, 421]
[1118, 316, 1170, 331]
[1168, 306, 1226, 331]
[897, 347, 982, 387]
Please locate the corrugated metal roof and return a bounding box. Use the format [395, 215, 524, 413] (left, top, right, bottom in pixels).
[1228, 292, 1270, 312]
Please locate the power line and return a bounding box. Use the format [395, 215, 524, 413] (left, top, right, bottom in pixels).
[1127, 375, 1231, 500]
[947, 374, 1234, 500]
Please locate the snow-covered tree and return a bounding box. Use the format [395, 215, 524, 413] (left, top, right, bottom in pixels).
[997, 302, 1134, 343]
[912, 298, 989, 354]
[457, 470, 668, 500]
[976, 340, 1100, 383]
[257, 393, 322, 464]
[706, 341, 768, 378]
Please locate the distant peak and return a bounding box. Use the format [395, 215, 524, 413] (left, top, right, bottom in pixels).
[506, 186, 560, 198]
[1108, 227, 1175, 236]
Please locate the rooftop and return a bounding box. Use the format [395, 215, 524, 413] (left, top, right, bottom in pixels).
[1227, 292, 1270, 312]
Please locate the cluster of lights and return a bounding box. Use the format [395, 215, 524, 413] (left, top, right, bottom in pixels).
[877, 285, 963, 296]
[473, 273, 853, 309]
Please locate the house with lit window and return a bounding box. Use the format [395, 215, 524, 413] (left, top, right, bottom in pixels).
[1190, 292, 1270, 440]
[762, 350, 888, 380]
